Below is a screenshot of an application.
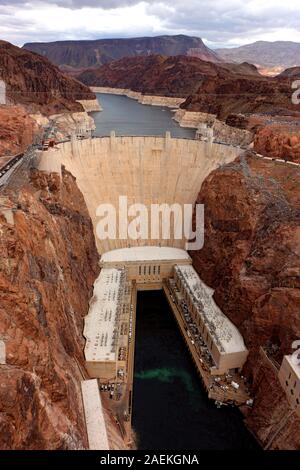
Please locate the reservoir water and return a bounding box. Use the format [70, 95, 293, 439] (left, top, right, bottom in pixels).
[91, 93, 196, 138]
[132, 291, 259, 450]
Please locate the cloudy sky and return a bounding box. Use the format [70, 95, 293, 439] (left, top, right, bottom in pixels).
[1, 0, 300, 48]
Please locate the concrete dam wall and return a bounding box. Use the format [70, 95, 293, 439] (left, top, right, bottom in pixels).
[55, 135, 241, 254]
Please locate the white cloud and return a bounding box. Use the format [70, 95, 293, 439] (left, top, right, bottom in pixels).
[0, 0, 299, 47]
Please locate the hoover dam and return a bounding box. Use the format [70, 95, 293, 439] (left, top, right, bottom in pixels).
[0, 15, 299, 453]
[43, 134, 240, 253]
[4, 91, 298, 451]
[32, 93, 261, 450]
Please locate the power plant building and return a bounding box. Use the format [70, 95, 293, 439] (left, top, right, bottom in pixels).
[278, 354, 300, 417]
[84, 247, 249, 384]
[172, 264, 248, 374]
[83, 267, 127, 380]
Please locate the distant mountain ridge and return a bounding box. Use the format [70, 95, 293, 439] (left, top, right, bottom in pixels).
[216, 41, 300, 68]
[23, 35, 220, 69]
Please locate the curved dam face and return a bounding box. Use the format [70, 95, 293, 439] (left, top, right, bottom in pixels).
[55, 135, 241, 253]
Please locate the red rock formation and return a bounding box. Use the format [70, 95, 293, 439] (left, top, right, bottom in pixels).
[78, 55, 222, 97]
[254, 126, 300, 162]
[0, 167, 100, 449]
[191, 154, 300, 448]
[77, 54, 299, 121]
[182, 74, 297, 119]
[0, 40, 95, 114]
[0, 105, 38, 159]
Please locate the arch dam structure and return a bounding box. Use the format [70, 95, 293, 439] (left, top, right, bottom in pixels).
[40, 133, 241, 253]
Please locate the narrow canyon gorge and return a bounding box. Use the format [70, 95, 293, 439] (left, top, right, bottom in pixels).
[0, 35, 299, 452]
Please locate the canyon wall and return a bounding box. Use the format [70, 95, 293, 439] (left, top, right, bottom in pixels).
[254, 126, 300, 163]
[0, 106, 39, 159]
[0, 167, 100, 449]
[190, 154, 300, 449]
[0, 40, 95, 114]
[56, 136, 241, 253]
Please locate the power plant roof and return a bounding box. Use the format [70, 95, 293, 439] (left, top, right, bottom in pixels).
[175, 264, 247, 354]
[84, 268, 125, 363]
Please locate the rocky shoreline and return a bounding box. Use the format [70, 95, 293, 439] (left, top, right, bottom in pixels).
[90, 87, 185, 108]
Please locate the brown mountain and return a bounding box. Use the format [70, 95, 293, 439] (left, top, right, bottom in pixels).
[278, 66, 300, 79]
[23, 35, 220, 70]
[77, 55, 260, 95]
[0, 40, 95, 114]
[182, 72, 297, 120]
[77, 54, 298, 120]
[0, 105, 38, 158]
[78, 55, 224, 97]
[216, 41, 300, 69]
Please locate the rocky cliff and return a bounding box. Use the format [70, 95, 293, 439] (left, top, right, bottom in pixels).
[0, 167, 100, 449]
[0, 106, 38, 158]
[24, 35, 219, 70]
[182, 73, 297, 119]
[254, 125, 300, 162]
[278, 67, 300, 79]
[78, 55, 298, 121]
[0, 40, 96, 114]
[191, 154, 300, 449]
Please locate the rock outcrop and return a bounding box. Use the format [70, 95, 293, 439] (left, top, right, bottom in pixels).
[0, 167, 100, 449]
[0, 40, 96, 114]
[254, 126, 300, 162]
[0, 105, 38, 159]
[191, 154, 300, 449]
[182, 74, 297, 119]
[278, 67, 300, 79]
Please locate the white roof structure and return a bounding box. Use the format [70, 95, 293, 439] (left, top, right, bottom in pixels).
[175, 265, 247, 354]
[84, 268, 125, 363]
[101, 246, 191, 264]
[287, 352, 300, 378]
